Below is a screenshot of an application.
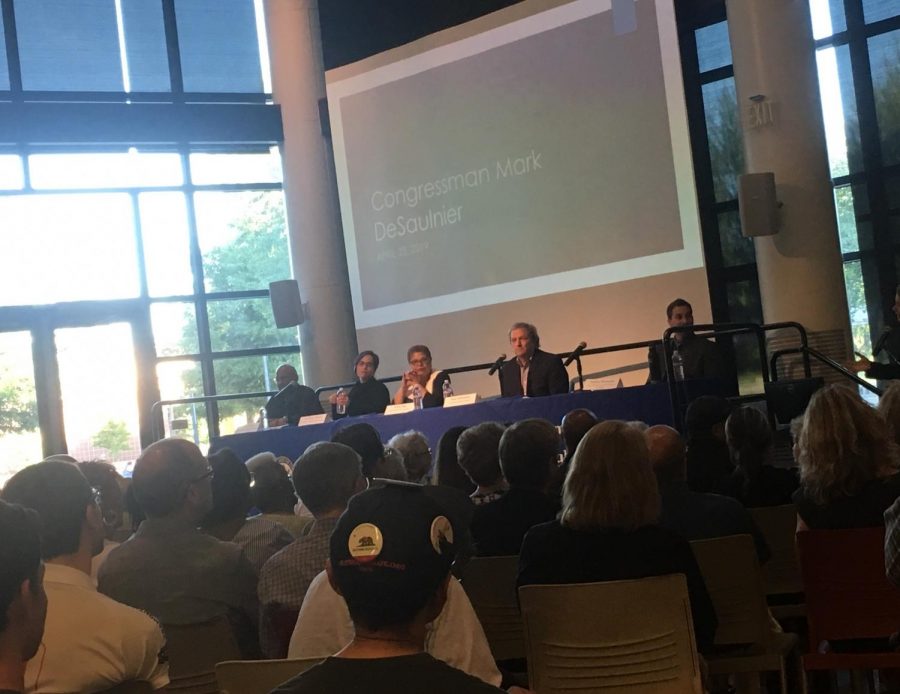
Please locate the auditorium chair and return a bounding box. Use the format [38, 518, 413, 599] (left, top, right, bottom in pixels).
[750, 504, 806, 620]
[216, 657, 322, 694]
[797, 527, 900, 691]
[691, 534, 799, 694]
[163, 616, 242, 693]
[460, 555, 525, 662]
[519, 574, 703, 694]
[98, 682, 153, 694]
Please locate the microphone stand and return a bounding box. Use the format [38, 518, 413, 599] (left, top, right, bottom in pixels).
[575, 355, 584, 391]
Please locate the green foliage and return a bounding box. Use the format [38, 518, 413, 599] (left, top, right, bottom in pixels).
[705, 78, 745, 203]
[0, 379, 38, 434]
[92, 420, 131, 457]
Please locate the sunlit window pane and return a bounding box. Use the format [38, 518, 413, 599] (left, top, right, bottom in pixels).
[0, 156, 24, 189]
[0, 194, 139, 306]
[702, 78, 744, 202]
[139, 192, 195, 297]
[843, 260, 872, 355]
[726, 280, 764, 396]
[695, 22, 732, 73]
[157, 360, 209, 450]
[863, 0, 899, 24]
[121, 0, 170, 92]
[151, 302, 199, 356]
[189, 150, 282, 185]
[15, 0, 123, 91]
[29, 152, 183, 189]
[175, 0, 263, 93]
[0, 332, 40, 485]
[194, 190, 290, 293]
[816, 45, 863, 178]
[206, 297, 298, 352]
[868, 30, 900, 166]
[213, 354, 284, 413]
[0, 10, 9, 91]
[809, 0, 846, 40]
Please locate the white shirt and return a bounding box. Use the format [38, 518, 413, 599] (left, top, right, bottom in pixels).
[287, 570, 502, 687]
[25, 563, 169, 693]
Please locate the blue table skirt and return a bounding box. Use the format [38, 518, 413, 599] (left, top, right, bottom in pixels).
[210, 383, 677, 462]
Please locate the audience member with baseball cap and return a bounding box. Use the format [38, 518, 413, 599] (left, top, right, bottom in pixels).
[273, 483, 504, 693]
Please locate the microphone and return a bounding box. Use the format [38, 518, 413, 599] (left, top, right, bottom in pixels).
[563, 341, 587, 367]
[873, 327, 892, 357]
[488, 354, 507, 376]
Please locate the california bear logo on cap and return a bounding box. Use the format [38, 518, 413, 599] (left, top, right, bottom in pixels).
[348, 523, 383, 563]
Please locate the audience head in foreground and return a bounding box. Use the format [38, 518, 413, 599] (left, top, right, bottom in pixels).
[794, 384, 900, 529]
[433, 426, 475, 495]
[332, 423, 386, 479]
[388, 430, 433, 483]
[3, 461, 170, 692]
[271, 484, 504, 693]
[132, 437, 214, 524]
[456, 422, 507, 504]
[0, 500, 45, 694]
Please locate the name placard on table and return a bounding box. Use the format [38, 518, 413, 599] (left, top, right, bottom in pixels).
[384, 403, 416, 415]
[442, 393, 479, 407]
[299, 414, 329, 426]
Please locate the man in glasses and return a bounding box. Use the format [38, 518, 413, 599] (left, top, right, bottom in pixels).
[98, 438, 260, 657]
[2, 460, 169, 692]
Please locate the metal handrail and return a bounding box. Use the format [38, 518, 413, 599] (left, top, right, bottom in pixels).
[150, 390, 276, 441]
[771, 346, 882, 396]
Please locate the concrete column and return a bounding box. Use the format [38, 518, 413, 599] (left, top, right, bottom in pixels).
[263, 0, 358, 387]
[726, 0, 851, 375]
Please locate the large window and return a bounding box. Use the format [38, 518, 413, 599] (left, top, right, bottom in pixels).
[811, 0, 900, 358]
[0, 0, 289, 476]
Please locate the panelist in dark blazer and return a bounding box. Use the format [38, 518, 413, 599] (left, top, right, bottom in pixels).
[500, 322, 569, 398]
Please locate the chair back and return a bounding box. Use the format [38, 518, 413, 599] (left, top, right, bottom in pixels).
[216, 658, 322, 694]
[460, 555, 524, 661]
[690, 534, 771, 649]
[97, 682, 153, 694]
[749, 504, 803, 597]
[163, 615, 242, 693]
[519, 574, 703, 694]
[797, 527, 900, 645]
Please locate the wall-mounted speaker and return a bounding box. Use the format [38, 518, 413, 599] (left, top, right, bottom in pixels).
[738, 172, 779, 237]
[270, 280, 305, 328]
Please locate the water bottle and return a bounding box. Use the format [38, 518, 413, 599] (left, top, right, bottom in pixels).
[442, 379, 454, 400]
[672, 348, 685, 381]
[259, 407, 268, 431]
[412, 385, 424, 410]
[336, 388, 347, 415]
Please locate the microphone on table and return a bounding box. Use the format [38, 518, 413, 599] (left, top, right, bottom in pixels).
[873, 327, 892, 357]
[488, 354, 507, 376]
[563, 341, 587, 367]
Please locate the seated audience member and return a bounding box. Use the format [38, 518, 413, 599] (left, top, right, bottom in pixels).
[879, 381, 900, 447]
[388, 431, 433, 483]
[793, 385, 900, 530]
[332, 423, 387, 478]
[456, 422, 508, 506]
[2, 461, 168, 692]
[258, 442, 366, 659]
[98, 438, 260, 657]
[330, 350, 391, 419]
[648, 298, 726, 382]
[266, 363, 323, 426]
[248, 454, 308, 537]
[393, 345, 450, 408]
[684, 395, 735, 493]
[517, 421, 717, 654]
[433, 426, 476, 496]
[275, 483, 503, 692]
[0, 500, 46, 694]
[647, 425, 770, 563]
[723, 406, 798, 507]
[470, 419, 561, 556]
[376, 447, 410, 482]
[77, 460, 128, 578]
[500, 322, 569, 398]
[552, 408, 598, 497]
[201, 448, 293, 574]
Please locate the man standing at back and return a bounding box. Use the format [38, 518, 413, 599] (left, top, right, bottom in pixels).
[500, 322, 569, 398]
[258, 442, 365, 658]
[2, 461, 169, 692]
[266, 364, 324, 426]
[648, 298, 725, 382]
[98, 438, 260, 657]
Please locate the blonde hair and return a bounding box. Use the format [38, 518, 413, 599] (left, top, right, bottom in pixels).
[798, 384, 899, 504]
[878, 382, 900, 448]
[561, 420, 660, 531]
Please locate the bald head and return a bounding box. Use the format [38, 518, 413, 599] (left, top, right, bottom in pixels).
[561, 409, 598, 460]
[275, 364, 299, 390]
[132, 438, 210, 519]
[646, 425, 686, 486]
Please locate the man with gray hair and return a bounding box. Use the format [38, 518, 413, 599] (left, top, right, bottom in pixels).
[388, 430, 432, 483]
[98, 438, 260, 657]
[499, 322, 569, 398]
[258, 442, 366, 657]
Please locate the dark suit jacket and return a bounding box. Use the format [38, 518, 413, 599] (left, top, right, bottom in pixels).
[500, 349, 569, 398]
[265, 383, 323, 424]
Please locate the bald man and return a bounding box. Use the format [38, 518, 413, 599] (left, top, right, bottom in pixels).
[266, 364, 324, 426]
[98, 438, 260, 657]
[646, 425, 769, 563]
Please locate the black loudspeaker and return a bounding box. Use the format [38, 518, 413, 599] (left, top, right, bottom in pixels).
[269, 280, 305, 328]
[738, 172, 779, 237]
